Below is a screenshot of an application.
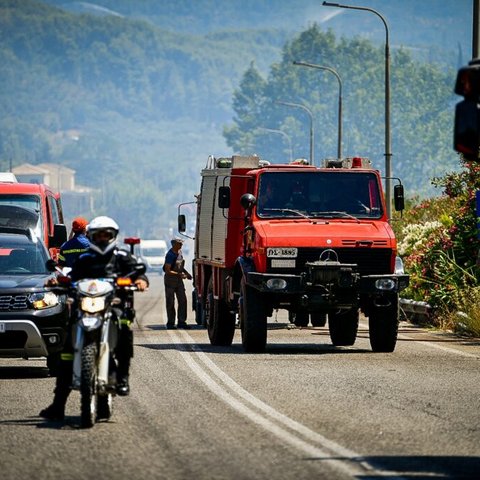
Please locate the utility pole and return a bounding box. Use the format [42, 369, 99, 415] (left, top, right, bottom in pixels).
[293, 61, 343, 160]
[323, 2, 392, 219]
[474, 0, 480, 59]
[275, 101, 315, 165]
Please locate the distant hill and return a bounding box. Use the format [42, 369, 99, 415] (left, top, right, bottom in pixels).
[45, 0, 471, 66]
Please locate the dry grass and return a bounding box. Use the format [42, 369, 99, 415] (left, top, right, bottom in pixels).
[441, 287, 480, 337]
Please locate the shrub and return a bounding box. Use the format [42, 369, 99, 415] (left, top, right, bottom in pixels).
[393, 156, 480, 335]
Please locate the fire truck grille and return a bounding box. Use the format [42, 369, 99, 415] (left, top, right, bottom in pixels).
[267, 248, 393, 276]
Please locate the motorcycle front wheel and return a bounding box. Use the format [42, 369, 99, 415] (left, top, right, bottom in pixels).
[80, 342, 98, 428]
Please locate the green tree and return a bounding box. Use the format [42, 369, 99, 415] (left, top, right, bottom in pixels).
[224, 24, 457, 194]
[223, 62, 268, 154]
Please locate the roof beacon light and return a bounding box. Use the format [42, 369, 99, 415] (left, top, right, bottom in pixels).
[324, 157, 372, 169]
[351, 157, 363, 168]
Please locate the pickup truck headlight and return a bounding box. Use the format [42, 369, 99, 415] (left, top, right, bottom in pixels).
[30, 292, 59, 310]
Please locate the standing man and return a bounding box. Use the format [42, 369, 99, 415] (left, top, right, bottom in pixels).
[163, 238, 192, 329]
[57, 217, 90, 268]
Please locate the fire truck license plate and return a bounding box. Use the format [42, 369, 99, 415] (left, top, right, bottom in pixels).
[267, 248, 297, 258]
[271, 259, 296, 268]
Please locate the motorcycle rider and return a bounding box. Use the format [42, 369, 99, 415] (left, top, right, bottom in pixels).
[39, 216, 148, 421]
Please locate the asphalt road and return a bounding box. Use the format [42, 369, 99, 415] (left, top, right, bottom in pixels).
[1, 275, 480, 480]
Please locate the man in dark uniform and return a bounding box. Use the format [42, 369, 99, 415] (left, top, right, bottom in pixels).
[39, 216, 148, 421]
[57, 217, 90, 268]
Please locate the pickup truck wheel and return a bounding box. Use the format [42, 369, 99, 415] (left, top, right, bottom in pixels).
[240, 280, 267, 353]
[311, 313, 327, 327]
[328, 309, 358, 346]
[369, 295, 399, 352]
[206, 278, 235, 346]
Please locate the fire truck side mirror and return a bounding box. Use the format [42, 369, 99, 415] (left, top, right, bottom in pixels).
[454, 61, 480, 160]
[178, 214, 186, 233]
[393, 184, 405, 212]
[454, 100, 480, 160]
[50, 224, 67, 248]
[240, 193, 256, 211]
[218, 186, 231, 208]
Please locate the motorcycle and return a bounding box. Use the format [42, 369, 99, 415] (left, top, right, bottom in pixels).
[47, 258, 145, 428]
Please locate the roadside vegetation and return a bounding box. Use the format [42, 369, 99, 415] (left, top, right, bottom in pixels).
[393, 156, 480, 337]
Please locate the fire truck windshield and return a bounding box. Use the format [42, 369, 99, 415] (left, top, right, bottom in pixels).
[257, 171, 383, 219]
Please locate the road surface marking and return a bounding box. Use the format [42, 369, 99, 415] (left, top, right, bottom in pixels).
[169, 329, 409, 479]
[359, 322, 479, 359]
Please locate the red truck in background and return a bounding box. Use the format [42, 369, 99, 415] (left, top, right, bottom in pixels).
[0, 179, 67, 258]
[179, 155, 409, 353]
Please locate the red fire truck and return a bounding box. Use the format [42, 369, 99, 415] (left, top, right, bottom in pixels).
[179, 155, 408, 353]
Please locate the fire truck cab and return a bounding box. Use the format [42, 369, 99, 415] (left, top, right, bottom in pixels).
[179, 155, 408, 353]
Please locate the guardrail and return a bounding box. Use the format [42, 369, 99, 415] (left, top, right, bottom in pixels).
[399, 298, 434, 325]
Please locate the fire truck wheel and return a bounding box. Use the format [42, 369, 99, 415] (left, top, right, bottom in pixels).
[328, 308, 359, 346]
[368, 295, 399, 352]
[193, 290, 205, 326]
[290, 312, 309, 327]
[195, 299, 205, 326]
[206, 277, 235, 346]
[311, 312, 327, 327]
[240, 280, 267, 353]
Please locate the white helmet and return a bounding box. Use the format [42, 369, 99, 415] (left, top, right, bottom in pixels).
[86, 216, 119, 255]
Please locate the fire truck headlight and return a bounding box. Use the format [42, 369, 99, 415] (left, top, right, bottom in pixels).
[266, 278, 287, 290]
[375, 278, 396, 291]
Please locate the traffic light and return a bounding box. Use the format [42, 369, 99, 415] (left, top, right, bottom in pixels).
[454, 60, 480, 160]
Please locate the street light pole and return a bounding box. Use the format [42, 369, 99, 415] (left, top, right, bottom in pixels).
[293, 61, 343, 160]
[257, 127, 294, 162]
[275, 101, 314, 165]
[322, 1, 392, 219]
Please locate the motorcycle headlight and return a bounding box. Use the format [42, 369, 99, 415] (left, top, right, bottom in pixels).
[80, 315, 102, 330]
[80, 296, 106, 313]
[30, 292, 59, 310]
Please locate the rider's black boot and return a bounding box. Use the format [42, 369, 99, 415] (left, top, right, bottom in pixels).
[116, 376, 130, 396]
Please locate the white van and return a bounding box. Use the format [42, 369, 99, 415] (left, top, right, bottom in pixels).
[138, 239, 168, 274]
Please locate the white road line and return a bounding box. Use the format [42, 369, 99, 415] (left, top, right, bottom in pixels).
[359, 322, 480, 359]
[400, 336, 480, 358]
[169, 330, 408, 479]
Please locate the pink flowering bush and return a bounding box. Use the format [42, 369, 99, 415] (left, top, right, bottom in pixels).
[393, 157, 480, 328]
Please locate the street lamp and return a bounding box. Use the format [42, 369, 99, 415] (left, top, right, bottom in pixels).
[293, 61, 342, 160]
[257, 127, 293, 162]
[275, 101, 314, 166]
[322, 1, 392, 219]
